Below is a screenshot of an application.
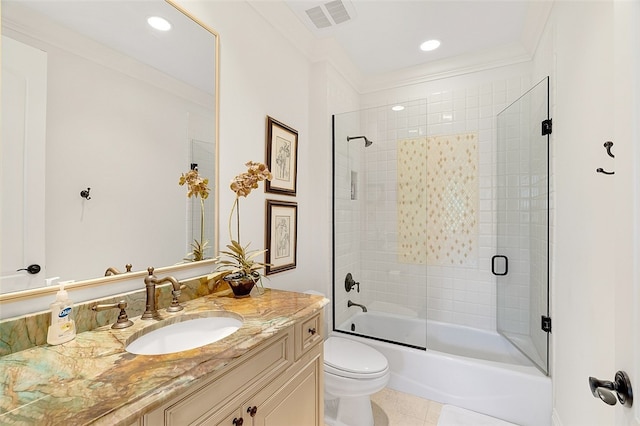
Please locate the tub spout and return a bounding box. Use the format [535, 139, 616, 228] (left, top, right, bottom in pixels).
[347, 300, 368, 312]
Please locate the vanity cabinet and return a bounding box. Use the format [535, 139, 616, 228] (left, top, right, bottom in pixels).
[142, 311, 323, 426]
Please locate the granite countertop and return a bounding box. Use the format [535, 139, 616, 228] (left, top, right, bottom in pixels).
[0, 289, 328, 426]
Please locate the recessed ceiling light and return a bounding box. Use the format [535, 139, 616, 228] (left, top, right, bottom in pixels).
[148, 16, 172, 31]
[392, 105, 405, 111]
[420, 39, 441, 52]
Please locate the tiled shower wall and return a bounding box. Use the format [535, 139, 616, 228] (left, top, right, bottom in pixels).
[335, 75, 542, 333]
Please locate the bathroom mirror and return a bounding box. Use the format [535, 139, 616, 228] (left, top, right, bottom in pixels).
[0, 0, 219, 300]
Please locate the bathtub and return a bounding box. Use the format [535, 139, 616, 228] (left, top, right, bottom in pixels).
[336, 312, 551, 426]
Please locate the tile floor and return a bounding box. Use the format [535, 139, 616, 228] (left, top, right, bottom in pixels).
[325, 388, 520, 426]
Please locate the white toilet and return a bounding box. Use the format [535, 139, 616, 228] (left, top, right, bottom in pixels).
[323, 336, 390, 426]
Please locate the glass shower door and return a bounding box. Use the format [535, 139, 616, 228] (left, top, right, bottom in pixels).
[495, 77, 550, 374]
[332, 101, 429, 350]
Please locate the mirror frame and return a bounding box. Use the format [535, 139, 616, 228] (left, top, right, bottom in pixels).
[0, 0, 220, 305]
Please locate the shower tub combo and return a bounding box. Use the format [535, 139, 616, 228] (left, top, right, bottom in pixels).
[336, 311, 551, 426]
[333, 82, 552, 426]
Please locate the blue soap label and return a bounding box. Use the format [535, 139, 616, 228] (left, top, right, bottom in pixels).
[59, 307, 72, 318]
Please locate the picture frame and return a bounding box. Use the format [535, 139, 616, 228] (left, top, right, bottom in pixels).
[265, 116, 298, 195]
[265, 200, 297, 275]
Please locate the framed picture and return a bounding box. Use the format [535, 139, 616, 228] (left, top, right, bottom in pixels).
[265, 200, 297, 275]
[265, 116, 298, 195]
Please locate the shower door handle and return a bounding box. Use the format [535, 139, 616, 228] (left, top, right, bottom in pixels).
[491, 255, 508, 276]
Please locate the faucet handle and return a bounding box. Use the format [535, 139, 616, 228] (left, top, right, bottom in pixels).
[167, 284, 187, 313]
[91, 300, 134, 329]
[345, 273, 360, 292]
[147, 267, 155, 275]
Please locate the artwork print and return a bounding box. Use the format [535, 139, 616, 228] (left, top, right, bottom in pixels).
[265, 200, 297, 274]
[266, 116, 298, 195]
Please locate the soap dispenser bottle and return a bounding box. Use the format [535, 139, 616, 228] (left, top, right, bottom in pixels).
[46, 282, 76, 345]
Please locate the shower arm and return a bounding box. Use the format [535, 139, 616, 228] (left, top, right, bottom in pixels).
[346, 135, 373, 147]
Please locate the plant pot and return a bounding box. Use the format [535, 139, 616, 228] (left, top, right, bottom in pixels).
[223, 273, 257, 298]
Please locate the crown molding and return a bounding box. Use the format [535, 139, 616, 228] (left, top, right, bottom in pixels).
[520, 1, 555, 57]
[248, 1, 549, 95]
[359, 43, 533, 94]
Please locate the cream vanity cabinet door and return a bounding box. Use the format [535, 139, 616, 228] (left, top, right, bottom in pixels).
[240, 311, 324, 426]
[246, 348, 322, 426]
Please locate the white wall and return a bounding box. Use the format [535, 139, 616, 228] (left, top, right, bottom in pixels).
[176, 1, 329, 297]
[535, 2, 618, 425]
[612, 1, 640, 425]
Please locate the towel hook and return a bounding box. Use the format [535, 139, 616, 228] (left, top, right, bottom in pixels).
[597, 141, 615, 175]
[80, 187, 91, 200]
[604, 141, 614, 158]
[596, 168, 614, 175]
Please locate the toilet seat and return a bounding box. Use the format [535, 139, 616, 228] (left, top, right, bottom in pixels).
[324, 337, 389, 379]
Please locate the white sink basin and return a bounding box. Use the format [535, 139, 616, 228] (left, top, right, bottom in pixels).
[126, 312, 243, 355]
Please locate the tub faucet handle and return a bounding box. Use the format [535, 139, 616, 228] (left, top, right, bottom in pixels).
[345, 273, 360, 292]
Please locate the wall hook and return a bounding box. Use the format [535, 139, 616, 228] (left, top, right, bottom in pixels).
[604, 141, 615, 158]
[596, 168, 615, 175]
[80, 187, 91, 200]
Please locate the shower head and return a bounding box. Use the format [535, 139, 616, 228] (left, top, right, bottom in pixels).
[347, 135, 373, 147]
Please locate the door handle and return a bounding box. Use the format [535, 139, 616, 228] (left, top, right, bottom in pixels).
[17, 264, 41, 274]
[588, 371, 633, 407]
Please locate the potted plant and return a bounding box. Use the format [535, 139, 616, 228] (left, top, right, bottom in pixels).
[179, 167, 210, 261]
[212, 161, 272, 297]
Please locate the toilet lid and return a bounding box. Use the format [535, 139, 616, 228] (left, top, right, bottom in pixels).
[324, 337, 389, 379]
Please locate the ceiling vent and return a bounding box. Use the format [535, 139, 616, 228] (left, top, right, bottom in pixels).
[301, 0, 355, 30]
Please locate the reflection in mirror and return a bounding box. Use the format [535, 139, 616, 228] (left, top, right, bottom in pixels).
[0, 0, 219, 297]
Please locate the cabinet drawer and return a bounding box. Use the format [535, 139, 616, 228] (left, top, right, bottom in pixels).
[146, 327, 293, 425]
[295, 311, 323, 360]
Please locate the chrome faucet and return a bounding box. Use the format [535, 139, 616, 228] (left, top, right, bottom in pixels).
[347, 300, 368, 312]
[141, 267, 184, 320]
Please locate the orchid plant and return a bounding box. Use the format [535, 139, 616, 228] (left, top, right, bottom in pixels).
[179, 168, 210, 261]
[213, 161, 273, 283]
